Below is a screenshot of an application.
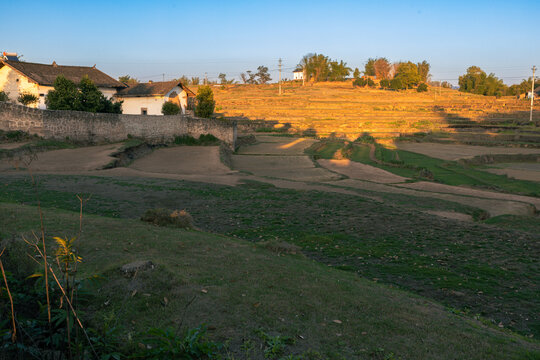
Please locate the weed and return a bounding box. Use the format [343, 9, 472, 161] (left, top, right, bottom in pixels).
[255, 329, 294, 359]
[140, 325, 221, 359]
[141, 208, 195, 229]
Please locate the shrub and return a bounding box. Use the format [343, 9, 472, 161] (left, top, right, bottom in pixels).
[417, 83, 428, 92]
[141, 208, 194, 229]
[161, 101, 180, 115]
[380, 79, 390, 88]
[17, 92, 39, 106]
[0, 91, 9, 102]
[355, 133, 376, 144]
[390, 78, 405, 90]
[195, 85, 215, 118]
[353, 78, 375, 88]
[174, 134, 219, 146]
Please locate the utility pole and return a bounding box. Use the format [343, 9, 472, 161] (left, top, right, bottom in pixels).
[205, 72, 208, 85]
[531, 66, 536, 123]
[302, 65, 305, 86]
[278, 58, 282, 95]
[162, 73, 165, 82]
[439, 80, 442, 96]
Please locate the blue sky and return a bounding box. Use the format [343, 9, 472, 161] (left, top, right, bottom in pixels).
[1, 0, 538, 84]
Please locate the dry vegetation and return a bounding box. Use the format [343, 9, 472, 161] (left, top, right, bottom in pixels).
[212, 82, 540, 145]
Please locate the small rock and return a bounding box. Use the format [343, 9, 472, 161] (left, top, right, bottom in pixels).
[201, 289, 208, 294]
[332, 319, 342, 324]
[121, 260, 154, 276]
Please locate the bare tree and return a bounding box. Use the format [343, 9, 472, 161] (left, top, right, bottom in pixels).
[374, 58, 391, 80]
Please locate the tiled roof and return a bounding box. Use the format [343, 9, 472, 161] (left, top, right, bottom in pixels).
[0, 60, 125, 88]
[115, 80, 195, 97]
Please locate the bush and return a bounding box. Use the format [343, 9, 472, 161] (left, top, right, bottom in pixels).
[174, 134, 219, 146]
[141, 208, 194, 229]
[0, 91, 9, 102]
[161, 101, 180, 115]
[417, 83, 428, 92]
[195, 86, 215, 118]
[390, 78, 405, 90]
[17, 92, 39, 106]
[353, 78, 366, 87]
[380, 79, 390, 88]
[355, 133, 376, 144]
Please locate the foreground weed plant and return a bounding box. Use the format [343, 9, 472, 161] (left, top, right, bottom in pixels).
[139, 325, 221, 359]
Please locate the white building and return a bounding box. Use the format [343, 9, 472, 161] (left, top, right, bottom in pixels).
[114, 80, 195, 115]
[0, 56, 125, 109]
[293, 68, 304, 80]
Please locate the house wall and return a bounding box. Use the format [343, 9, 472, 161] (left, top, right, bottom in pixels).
[293, 72, 303, 80]
[118, 86, 188, 115]
[0, 101, 237, 148]
[120, 96, 165, 115]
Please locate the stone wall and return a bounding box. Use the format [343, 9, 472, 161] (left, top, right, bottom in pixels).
[0, 102, 236, 148]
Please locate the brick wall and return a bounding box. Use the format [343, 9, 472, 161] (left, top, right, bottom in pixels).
[0, 102, 236, 148]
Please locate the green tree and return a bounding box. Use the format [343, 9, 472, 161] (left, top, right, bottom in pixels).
[17, 92, 39, 106]
[394, 62, 421, 89]
[256, 66, 272, 84]
[458, 66, 507, 96]
[162, 101, 180, 115]
[191, 77, 200, 85]
[118, 75, 139, 86]
[46, 75, 122, 113]
[353, 68, 361, 79]
[417, 61, 431, 82]
[0, 91, 8, 102]
[328, 60, 351, 81]
[45, 75, 79, 110]
[195, 85, 215, 118]
[364, 58, 376, 76]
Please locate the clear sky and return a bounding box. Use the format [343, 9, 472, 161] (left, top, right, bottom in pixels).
[1, 0, 538, 85]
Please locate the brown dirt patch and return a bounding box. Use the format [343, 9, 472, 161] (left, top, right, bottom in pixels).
[237, 136, 319, 155]
[318, 158, 408, 183]
[129, 146, 234, 176]
[482, 163, 540, 182]
[0, 143, 122, 172]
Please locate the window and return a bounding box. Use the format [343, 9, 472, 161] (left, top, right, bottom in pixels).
[141, 108, 148, 115]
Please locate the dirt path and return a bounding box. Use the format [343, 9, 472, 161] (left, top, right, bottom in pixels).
[395, 142, 540, 161]
[317, 159, 408, 183]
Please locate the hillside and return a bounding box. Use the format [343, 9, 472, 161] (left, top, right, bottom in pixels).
[212, 82, 540, 146]
[1, 202, 538, 359]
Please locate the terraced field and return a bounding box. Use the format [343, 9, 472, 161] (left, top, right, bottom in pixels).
[211, 82, 540, 147]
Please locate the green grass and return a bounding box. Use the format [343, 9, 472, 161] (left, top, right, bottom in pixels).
[0, 174, 538, 338]
[1, 202, 538, 359]
[307, 141, 540, 197]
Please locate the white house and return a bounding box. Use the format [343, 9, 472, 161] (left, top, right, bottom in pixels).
[293, 68, 304, 80]
[114, 80, 195, 115]
[0, 56, 126, 109]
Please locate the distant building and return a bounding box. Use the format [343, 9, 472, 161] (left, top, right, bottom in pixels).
[293, 68, 304, 80]
[0, 55, 125, 109]
[115, 80, 195, 115]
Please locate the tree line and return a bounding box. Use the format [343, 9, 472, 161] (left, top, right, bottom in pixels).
[458, 66, 536, 97]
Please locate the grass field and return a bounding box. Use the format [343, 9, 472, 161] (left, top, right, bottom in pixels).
[1, 174, 538, 342]
[306, 140, 540, 197]
[1, 202, 539, 359]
